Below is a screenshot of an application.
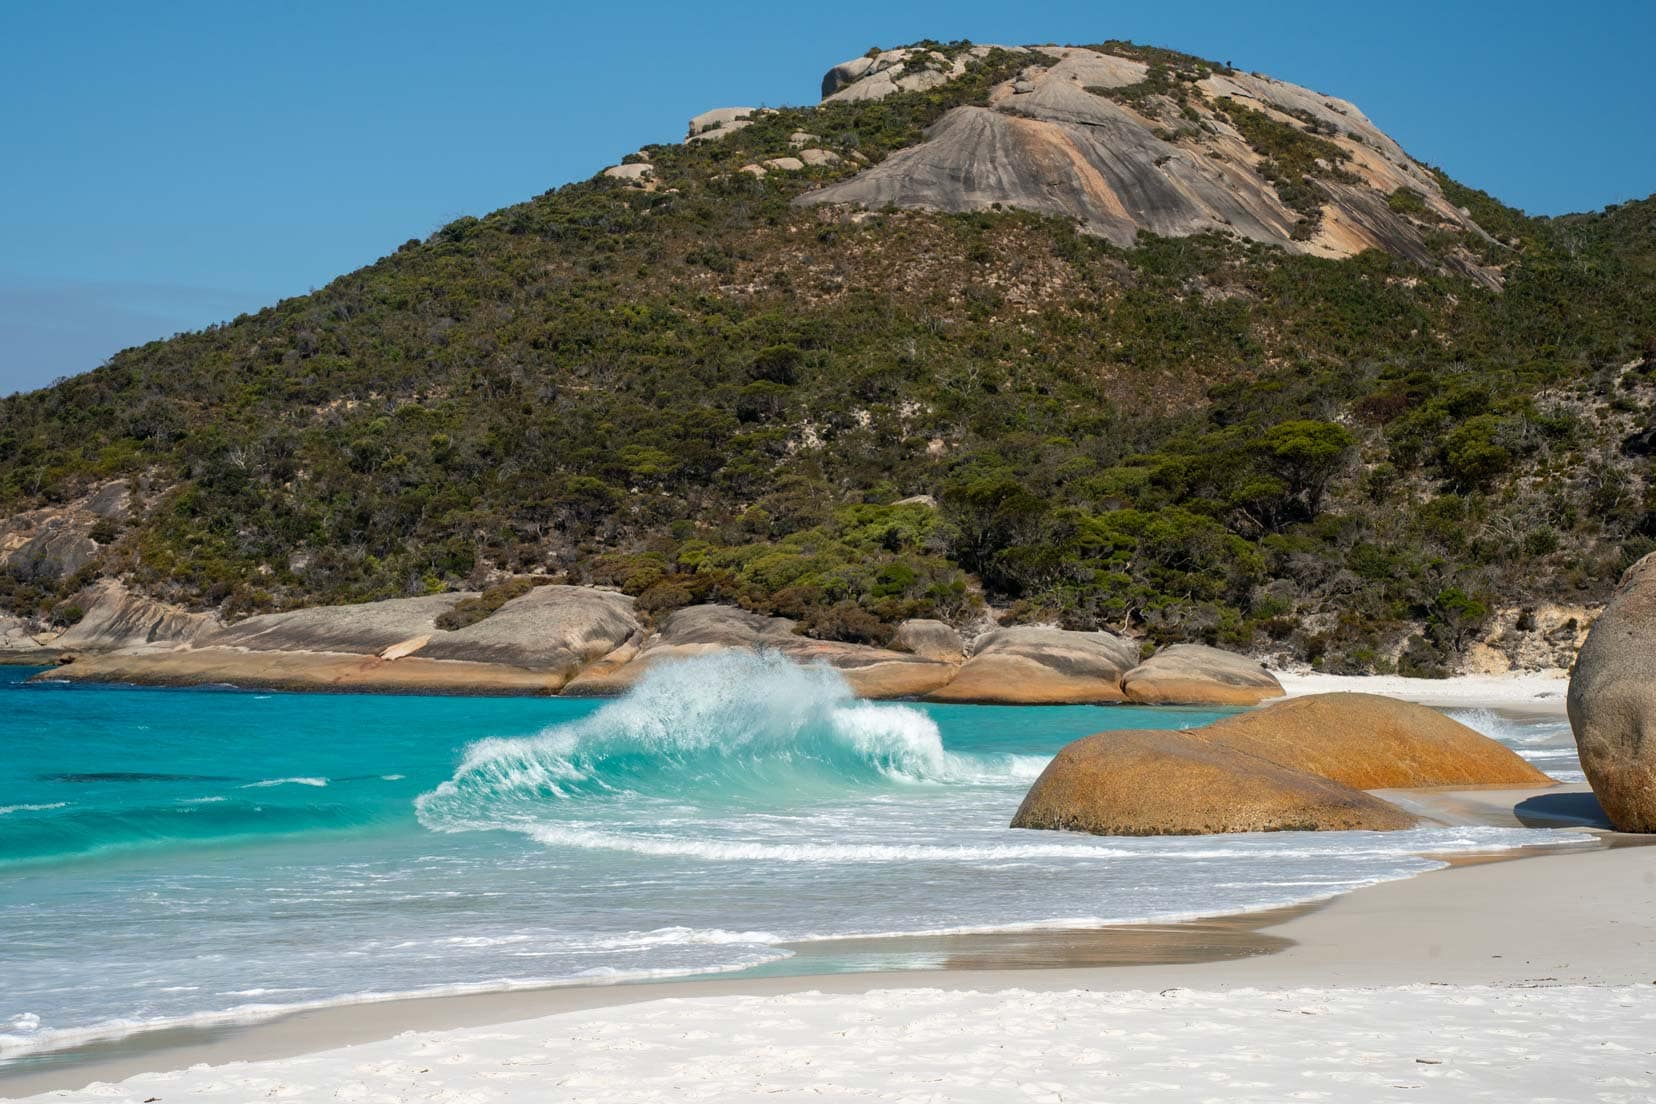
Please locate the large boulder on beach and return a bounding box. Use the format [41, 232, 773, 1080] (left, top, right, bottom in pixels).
[1202, 692, 1552, 789]
[1121, 644, 1285, 706]
[1568, 552, 1656, 830]
[925, 626, 1139, 704]
[1011, 728, 1416, 835]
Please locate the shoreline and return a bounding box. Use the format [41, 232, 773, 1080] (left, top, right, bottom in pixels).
[0, 671, 1600, 1099]
[1276, 670, 1570, 714]
[0, 799, 1621, 1098]
[26, 655, 1575, 711]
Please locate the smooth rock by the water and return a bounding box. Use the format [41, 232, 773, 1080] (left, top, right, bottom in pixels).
[562, 603, 953, 699]
[1202, 692, 1553, 789]
[1122, 644, 1284, 706]
[926, 626, 1139, 704]
[1011, 728, 1416, 836]
[54, 579, 219, 650]
[0, 611, 49, 657]
[1568, 552, 1656, 830]
[769, 636, 956, 699]
[561, 604, 794, 695]
[891, 619, 966, 664]
[210, 594, 469, 655]
[420, 585, 639, 677]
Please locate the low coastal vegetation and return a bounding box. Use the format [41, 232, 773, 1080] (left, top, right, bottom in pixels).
[0, 41, 1652, 677]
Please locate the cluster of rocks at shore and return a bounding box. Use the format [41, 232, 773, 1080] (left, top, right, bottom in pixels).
[29, 552, 1656, 844]
[29, 582, 1285, 707]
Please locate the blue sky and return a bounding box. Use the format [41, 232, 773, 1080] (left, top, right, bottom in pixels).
[3, 0, 1652, 394]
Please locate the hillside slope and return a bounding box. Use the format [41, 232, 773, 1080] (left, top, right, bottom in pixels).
[1, 39, 1653, 676]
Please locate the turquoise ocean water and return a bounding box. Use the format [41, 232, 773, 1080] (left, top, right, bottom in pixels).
[0, 653, 1582, 1062]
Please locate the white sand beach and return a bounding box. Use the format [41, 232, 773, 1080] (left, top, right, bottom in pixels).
[4, 673, 1640, 1104]
[7, 841, 1655, 1102]
[25, 983, 1655, 1103]
[1277, 670, 1572, 714]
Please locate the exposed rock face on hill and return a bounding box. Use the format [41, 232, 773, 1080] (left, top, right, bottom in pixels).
[1011, 728, 1416, 835]
[1121, 644, 1284, 706]
[0, 480, 135, 584]
[1569, 552, 1656, 831]
[821, 45, 1020, 102]
[924, 625, 1140, 704]
[799, 44, 1498, 286]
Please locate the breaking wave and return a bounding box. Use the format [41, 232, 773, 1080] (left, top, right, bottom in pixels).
[416, 652, 1042, 835]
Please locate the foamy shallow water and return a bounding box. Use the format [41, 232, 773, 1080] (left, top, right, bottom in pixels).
[0, 658, 1588, 1062]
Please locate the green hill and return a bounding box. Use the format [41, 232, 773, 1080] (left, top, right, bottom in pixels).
[2, 40, 1652, 675]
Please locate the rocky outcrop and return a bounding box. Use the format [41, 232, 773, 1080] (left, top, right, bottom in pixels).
[602, 162, 654, 183]
[1011, 728, 1416, 835]
[189, 587, 637, 688]
[43, 648, 571, 696]
[768, 636, 955, 699]
[925, 626, 1139, 704]
[891, 619, 966, 664]
[798, 45, 1498, 287]
[562, 604, 954, 699]
[1568, 552, 1656, 830]
[563, 604, 793, 695]
[34, 582, 1276, 705]
[419, 585, 640, 675]
[0, 612, 51, 660]
[687, 107, 757, 142]
[49, 586, 641, 694]
[1201, 693, 1552, 789]
[0, 480, 138, 585]
[54, 579, 219, 651]
[821, 45, 1020, 102]
[209, 594, 468, 655]
[1121, 644, 1284, 706]
[5, 524, 98, 584]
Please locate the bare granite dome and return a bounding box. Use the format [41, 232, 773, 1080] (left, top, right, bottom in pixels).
[797, 45, 1499, 287]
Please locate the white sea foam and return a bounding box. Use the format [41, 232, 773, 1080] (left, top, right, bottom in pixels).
[240, 777, 329, 789]
[0, 802, 66, 816]
[416, 653, 996, 830]
[521, 823, 1583, 866]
